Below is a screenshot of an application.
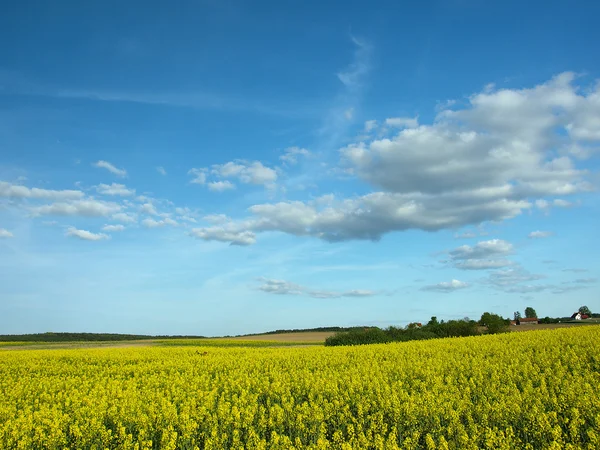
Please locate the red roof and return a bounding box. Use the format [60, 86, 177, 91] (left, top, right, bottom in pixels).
[519, 318, 538, 322]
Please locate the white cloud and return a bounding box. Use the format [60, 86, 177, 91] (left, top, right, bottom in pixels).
[112, 212, 137, 223]
[280, 147, 311, 165]
[207, 181, 235, 192]
[0, 228, 14, 238]
[257, 278, 377, 298]
[202, 214, 229, 224]
[0, 181, 83, 200]
[188, 168, 207, 185]
[454, 231, 477, 239]
[336, 36, 371, 88]
[189, 74, 600, 245]
[449, 239, 513, 260]
[156, 166, 167, 176]
[190, 160, 278, 188]
[140, 203, 158, 216]
[483, 267, 546, 291]
[96, 183, 135, 196]
[364, 120, 378, 132]
[528, 230, 553, 239]
[190, 195, 530, 245]
[453, 259, 514, 270]
[553, 199, 573, 208]
[93, 160, 127, 177]
[190, 226, 256, 246]
[344, 108, 354, 120]
[258, 278, 304, 295]
[65, 227, 109, 241]
[142, 217, 178, 228]
[30, 200, 121, 217]
[102, 224, 125, 232]
[385, 116, 419, 128]
[422, 279, 469, 292]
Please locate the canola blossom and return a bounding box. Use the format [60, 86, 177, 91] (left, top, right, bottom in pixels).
[1, 327, 599, 449]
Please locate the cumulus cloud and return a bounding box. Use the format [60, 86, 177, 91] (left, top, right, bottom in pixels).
[202, 214, 229, 224]
[256, 278, 377, 298]
[65, 227, 109, 241]
[364, 120, 378, 132]
[156, 166, 167, 176]
[189, 160, 278, 189]
[93, 160, 127, 177]
[385, 116, 419, 128]
[280, 147, 311, 165]
[216, 161, 277, 185]
[207, 181, 235, 192]
[422, 279, 469, 292]
[188, 168, 207, 185]
[0, 181, 83, 200]
[189, 74, 600, 245]
[142, 217, 177, 228]
[454, 231, 477, 239]
[30, 200, 121, 217]
[140, 203, 158, 216]
[96, 183, 135, 196]
[453, 259, 514, 270]
[483, 267, 546, 292]
[112, 212, 137, 223]
[102, 224, 125, 232]
[0, 228, 14, 238]
[190, 226, 256, 246]
[258, 278, 304, 295]
[449, 239, 513, 260]
[528, 230, 553, 239]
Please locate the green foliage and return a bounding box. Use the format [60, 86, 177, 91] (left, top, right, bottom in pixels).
[514, 311, 522, 321]
[479, 312, 510, 334]
[325, 328, 392, 346]
[157, 339, 320, 347]
[325, 319, 480, 347]
[538, 316, 561, 324]
[524, 307, 537, 318]
[579, 305, 592, 316]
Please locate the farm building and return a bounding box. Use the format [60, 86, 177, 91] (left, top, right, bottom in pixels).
[515, 318, 539, 325]
[571, 312, 589, 320]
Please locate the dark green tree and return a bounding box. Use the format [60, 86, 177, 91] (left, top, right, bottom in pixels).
[524, 307, 537, 318]
[514, 311, 522, 321]
[579, 305, 592, 316]
[480, 312, 509, 334]
[427, 316, 439, 326]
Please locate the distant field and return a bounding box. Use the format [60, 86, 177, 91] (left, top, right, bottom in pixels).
[510, 321, 600, 332]
[2, 327, 599, 449]
[228, 331, 336, 342]
[2, 322, 597, 351]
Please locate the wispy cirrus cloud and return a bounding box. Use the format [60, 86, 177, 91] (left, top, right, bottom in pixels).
[96, 183, 135, 196]
[0, 228, 14, 238]
[65, 227, 109, 241]
[421, 279, 469, 292]
[528, 230, 553, 239]
[256, 277, 378, 299]
[0, 181, 83, 200]
[93, 160, 127, 177]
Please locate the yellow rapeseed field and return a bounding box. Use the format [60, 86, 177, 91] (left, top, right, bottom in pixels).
[1, 327, 599, 449]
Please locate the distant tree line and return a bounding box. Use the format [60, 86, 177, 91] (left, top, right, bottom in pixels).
[325, 313, 509, 347]
[233, 326, 360, 337]
[0, 332, 206, 342]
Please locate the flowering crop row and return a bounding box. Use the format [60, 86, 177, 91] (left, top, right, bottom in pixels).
[1, 327, 599, 449]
